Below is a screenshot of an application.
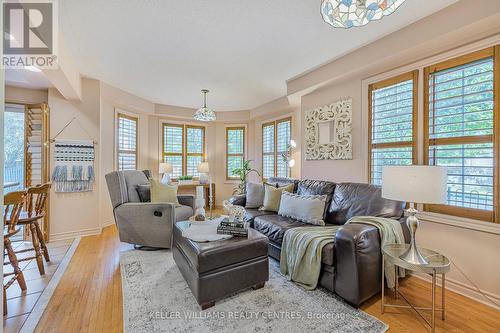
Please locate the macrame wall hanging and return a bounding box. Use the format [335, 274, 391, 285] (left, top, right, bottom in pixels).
[50, 117, 97, 193]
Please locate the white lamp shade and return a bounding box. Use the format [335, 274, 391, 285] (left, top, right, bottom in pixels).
[381, 166, 447, 204]
[197, 162, 210, 173]
[159, 162, 173, 174]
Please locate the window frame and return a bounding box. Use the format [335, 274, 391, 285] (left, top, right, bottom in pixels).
[116, 112, 139, 171]
[367, 70, 419, 184]
[225, 126, 246, 181]
[161, 123, 206, 179]
[423, 46, 499, 223]
[261, 116, 292, 179]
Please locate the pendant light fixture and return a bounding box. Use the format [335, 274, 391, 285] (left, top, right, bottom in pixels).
[321, 0, 406, 29]
[194, 89, 216, 122]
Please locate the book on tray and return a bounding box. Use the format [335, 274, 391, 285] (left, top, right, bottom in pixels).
[217, 218, 248, 237]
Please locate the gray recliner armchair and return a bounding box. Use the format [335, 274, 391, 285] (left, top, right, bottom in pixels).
[105, 170, 195, 248]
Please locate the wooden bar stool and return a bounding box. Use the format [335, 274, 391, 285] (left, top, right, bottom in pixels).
[16, 183, 51, 275]
[4, 190, 28, 316]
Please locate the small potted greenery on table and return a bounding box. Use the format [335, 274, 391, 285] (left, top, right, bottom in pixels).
[178, 175, 194, 185]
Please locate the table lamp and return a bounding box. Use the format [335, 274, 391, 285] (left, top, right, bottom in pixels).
[159, 162, 173, 184]
[197, 162, 210, 184]
[381, 166, 447, 265]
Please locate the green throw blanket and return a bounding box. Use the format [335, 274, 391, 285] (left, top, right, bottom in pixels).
[280, 216, 405, 290]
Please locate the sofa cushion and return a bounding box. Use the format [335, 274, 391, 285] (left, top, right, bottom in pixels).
[328, 182, 405, 225]
[245, 182, 265, 208]
[278, 192, 327, 226]
[267, 177, 299, 192]
[297, 180, 336, 223]
[253, 214, 316, 245]
[255, 215, 335, 266]
[261, 183, 294, 212]
[136, 184, 151, 202]
[123, 171, 150, 203]
[243, 208, 275, 226]
[175, 205, 194, 222]
[150, 179, 180, 206]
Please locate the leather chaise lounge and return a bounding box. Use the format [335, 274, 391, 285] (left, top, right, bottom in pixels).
[229, 177, 410, 307]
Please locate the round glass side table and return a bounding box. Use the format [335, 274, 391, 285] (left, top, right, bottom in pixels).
[382, 244, 451, 333]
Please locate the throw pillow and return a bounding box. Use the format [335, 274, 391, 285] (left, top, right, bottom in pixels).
[245, 182, 265, 209]
[150, 178, 180, 206]
[278, 192, 327, 226]
[260, 183, 294, 212]
[136, 184, 151, 202]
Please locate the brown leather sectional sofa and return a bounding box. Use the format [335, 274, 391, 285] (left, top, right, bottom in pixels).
[229, 177, 410, 307]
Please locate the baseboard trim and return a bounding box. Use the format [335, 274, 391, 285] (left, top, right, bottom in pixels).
[50, 227, 102, 242]
[410, 272, 500, 311]
[101, 220, 115, 228]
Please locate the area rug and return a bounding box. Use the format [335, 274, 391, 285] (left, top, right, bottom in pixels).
[120, 249, 388, 333]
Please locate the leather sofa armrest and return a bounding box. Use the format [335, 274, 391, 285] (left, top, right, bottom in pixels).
[114, 202, 176, 248]
[178, 195, 195, 209]
[334, 223, 382, 307]
[229, 194, 246, 207]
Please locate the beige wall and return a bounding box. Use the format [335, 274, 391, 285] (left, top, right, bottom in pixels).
[301, 80, 363, 182]
[48, 79, 101, 240]
[48, 80, 157, 238]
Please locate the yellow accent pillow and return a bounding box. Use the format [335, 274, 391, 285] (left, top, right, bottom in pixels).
[260, 183, 294, 212]
[150, 179, 180, 206]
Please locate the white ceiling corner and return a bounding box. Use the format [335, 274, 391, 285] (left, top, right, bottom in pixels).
[57, 0, 458, 111]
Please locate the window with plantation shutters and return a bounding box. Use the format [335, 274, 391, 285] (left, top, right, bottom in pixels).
[262, 117, 292, 179]
[262, 123, 275, 179]
[163, 124, 183, 178]
[117, 113, 138, 171]
[368, 71, 418, 185]
[226, 127, 245, 180]
[424, 48, 498, 222]
[162, 123, 205, 178]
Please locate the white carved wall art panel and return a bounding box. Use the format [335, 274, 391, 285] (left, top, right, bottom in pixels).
[305, 98, 352, 160]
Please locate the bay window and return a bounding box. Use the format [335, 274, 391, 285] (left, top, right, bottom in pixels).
[226, 127, 245, 180]
[368, 71, 418, 185]
[162, 123, 205, 178]
[117, 113, 138, 171]
[262, 117, 292, 179]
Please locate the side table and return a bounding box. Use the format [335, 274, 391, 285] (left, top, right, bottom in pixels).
[382, 244, 451, 333]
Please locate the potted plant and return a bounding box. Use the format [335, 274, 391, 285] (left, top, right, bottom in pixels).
[178, 175, 194, 185]
[231, 160, 260, 195]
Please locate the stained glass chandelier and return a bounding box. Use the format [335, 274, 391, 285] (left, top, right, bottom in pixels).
[194, 89, 216, 122]
[321, 0, 406, 29]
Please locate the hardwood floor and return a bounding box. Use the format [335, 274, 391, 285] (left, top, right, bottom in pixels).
[34, 225, 500, 333]
[3, 239, 74, 333]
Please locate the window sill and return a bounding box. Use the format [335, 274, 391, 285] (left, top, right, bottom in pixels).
[224, 180, 240, 185]
[416, 211, 500, 235]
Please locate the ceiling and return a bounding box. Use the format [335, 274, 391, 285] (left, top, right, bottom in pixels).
[5, 68, 53, 90]
[58, 0, 457, 111]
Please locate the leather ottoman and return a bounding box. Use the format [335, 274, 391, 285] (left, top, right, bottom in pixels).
[173, 221, 269, 310]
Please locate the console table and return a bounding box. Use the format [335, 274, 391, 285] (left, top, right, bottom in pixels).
[381, 244, 451, 333]
[175, 181, 216, 209]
